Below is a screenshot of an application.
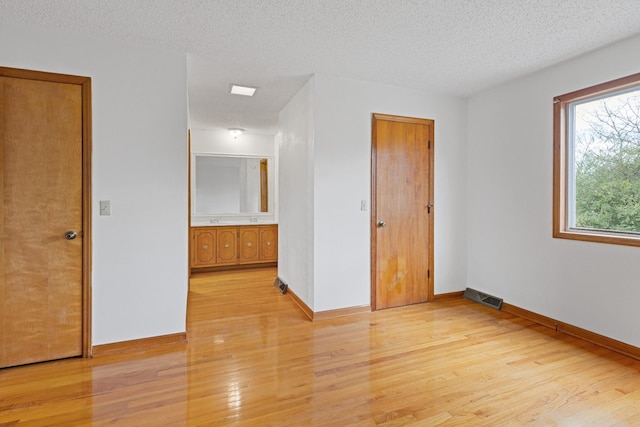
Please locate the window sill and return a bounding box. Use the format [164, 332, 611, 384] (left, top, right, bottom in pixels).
[553, 229, 640, 248]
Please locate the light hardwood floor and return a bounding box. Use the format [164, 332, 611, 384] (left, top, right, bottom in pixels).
[2, 267, 640, 426]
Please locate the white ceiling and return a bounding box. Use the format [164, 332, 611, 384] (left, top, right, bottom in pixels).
[3, 0, 640, 135]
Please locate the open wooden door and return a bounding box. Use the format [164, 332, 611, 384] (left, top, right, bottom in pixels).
[0, 67, 91, 367]
[371, 113, 434, 310]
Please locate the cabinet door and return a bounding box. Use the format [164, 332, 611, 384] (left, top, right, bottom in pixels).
[259, 225, 278, 261]
[238, 227, 259, 263]
[216, 227, 237, 264]
[193, 229, 216, 267]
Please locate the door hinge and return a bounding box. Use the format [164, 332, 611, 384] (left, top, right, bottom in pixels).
[428, 140, 431, 149]
[427, 203, 433, 213]
[428, 269, 430, 279]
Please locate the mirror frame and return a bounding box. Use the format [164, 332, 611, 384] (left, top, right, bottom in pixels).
[191, 153, 275, 220]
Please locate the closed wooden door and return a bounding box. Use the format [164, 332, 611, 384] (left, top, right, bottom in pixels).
[260, 159, 268, 213]
[0, 67, 91, 368]
[193, 229, 216, 267]
[238, 227, 259, 263]
[259, 225, 277, 261]
[217, 227, 237, 264]
[371, 114, 434, 310]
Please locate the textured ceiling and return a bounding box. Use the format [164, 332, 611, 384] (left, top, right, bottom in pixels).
[3, 0, 640, 134]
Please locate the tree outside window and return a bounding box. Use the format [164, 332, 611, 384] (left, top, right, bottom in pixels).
[554, 73, 640, 247]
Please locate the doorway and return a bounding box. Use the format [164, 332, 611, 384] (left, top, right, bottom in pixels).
[371, 113, 434, 310]
[0, 67, 92, 367]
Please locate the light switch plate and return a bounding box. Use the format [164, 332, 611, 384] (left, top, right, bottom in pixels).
[99, 200, 111, 216]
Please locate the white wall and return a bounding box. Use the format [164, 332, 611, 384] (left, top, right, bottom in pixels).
[278, 78, 316, 307]
[191, 129, 275, 157]
[0, 24, 189, 345]
[279, 74, 468, 312]
[467, 34, 640, 346]
[312, 74, 468, 311]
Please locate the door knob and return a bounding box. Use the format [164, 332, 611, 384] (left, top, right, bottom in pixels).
[377, 221, 387, 228]
[64, 231, 78, 240]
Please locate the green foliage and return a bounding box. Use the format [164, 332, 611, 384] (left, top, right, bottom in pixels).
[574, 92, 640, 233]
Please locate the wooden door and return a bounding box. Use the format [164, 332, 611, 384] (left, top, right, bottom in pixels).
[193, 228, 216, 267]
[238, 227, 259, 263]
[217, 227, 237, 264]
[259, 225, 278, 261]
[260, 159, 268, 212]
[0, 67, 91, 367]
[371, 114, 434, 310]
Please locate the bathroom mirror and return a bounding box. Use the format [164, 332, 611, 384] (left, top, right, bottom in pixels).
[192, 154, 272, 215]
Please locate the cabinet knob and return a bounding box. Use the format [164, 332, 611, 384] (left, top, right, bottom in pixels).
[202, 244, 208, 250]
[266, 242, 271, 246]
[247, 242, 252, 247]
[224, 244, 230, 248]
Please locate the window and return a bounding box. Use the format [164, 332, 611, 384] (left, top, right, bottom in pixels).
[553, 72, 640, 247]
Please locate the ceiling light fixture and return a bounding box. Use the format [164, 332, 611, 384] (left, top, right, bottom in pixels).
[229, 84, 257, 97]
[228, 128, 245, 139]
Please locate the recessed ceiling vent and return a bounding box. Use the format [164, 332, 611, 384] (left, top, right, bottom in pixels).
[463, 288, 503, 310]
